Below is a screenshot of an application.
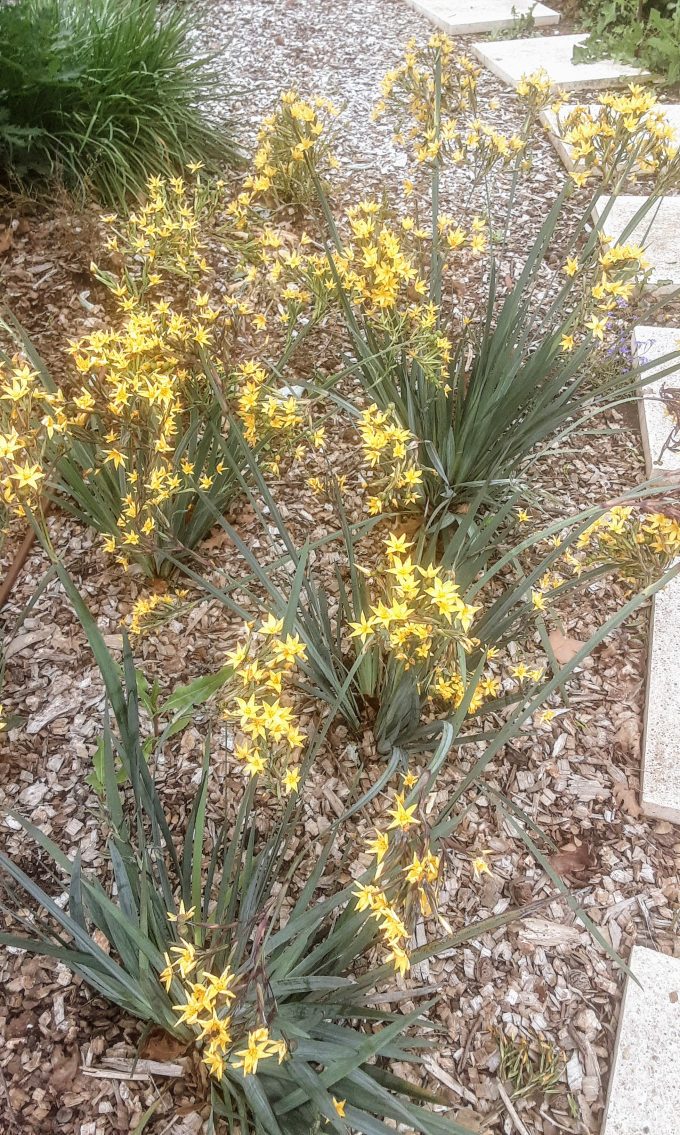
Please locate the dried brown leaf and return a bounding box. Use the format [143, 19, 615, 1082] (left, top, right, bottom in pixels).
[49, 1045, 80, 1092]
[141, 1028, 189, 1063]
[548, 629, 585, 665]
[612, 781, 642, 818]
[549, 840, 596, 879]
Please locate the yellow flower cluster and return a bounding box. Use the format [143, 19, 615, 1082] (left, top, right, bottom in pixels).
[553, 85, 679, 187]
[347, 533, 510, 723]
[334, 200, 422, 311]
[560, 240, 649, 350]
[246, 90, 339, 207]
[0, 355, 68, 516]
[160, 908, 286, 1081]
[358, 403, 423, 515]
[374, 34, 479, 164]
[128, 589, 188, 635]
[67, 295, 223, 566]
[572, 505, 680, 586]
[438, 210, 490, 256]
[376, 35, 527, 180]
[234, 359, 305, 450]
[349, 532, 481, 660]
[223, 616, 307, 791]
[97, 168, 220, 300]
[516, 69, 554, 113]
[321, 201, 454, 384]
[354, 780, 448, 975]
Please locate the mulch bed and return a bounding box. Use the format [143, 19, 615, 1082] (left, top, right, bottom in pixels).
[1, 2, 679, 1133]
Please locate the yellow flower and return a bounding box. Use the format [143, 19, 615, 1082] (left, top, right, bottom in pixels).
[11, 462, 44, 490]
[204, 967, 238, 1000]
[425, 576, 461, 621]
[348, 612, 377, 644]
[168, 901, 195, 924]
[384, 532, 413, 557]
[197, 1012, 232, 1048]
[367, 830, 390, 862]
[159, 953, 174, 992]
[173, 980, 218, 1025]
[168, 939, 197, 979]
[271, 634, 307, 666]
[103, 447, 127, 470]
[585, 315, 608, 340]
[232, 1028, 276, 1075]
[259, 613, 285, 637]
[333, 1099, 346, 1118]
[283, 767, 301, 793]
[203, 1046, 225, 1080]
[387, 793, 419, 831]
[386, 943, 410, 976]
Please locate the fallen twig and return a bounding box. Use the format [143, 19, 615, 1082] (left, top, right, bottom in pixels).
[497, 1081, 531, 1135]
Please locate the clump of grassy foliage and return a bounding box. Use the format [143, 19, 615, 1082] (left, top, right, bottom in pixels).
[0, 0, 239, 206]
[575, 0, 680, 84]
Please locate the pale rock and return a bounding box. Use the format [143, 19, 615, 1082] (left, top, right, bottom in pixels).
[641, 572, 680, 824]
[18, 781, 49, 807]
[603, 946, 680, 1134]
[404, 0, 559, 35]
[472, 34, 647, 92]
[632, 325, 680, 478]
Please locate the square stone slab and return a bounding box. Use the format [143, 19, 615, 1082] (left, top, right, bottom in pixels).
[472, 34, 648, 90]
[641, 571, 680, 824]
[592, 194, 680, 293]
[541, 103, 680, 171]
[632, 325, 680, 477]
[404, 0, 559, 35]
[602, 945, 680, 1134]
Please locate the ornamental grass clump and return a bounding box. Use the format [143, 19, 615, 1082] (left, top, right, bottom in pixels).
[0, 632, 485, 1135]
[178, 430, 680, 754]
[277, 37, 680, 519]
[0, 313, 242, 578]
[0, 0, 238, 206]
[0, 172, 325, 576]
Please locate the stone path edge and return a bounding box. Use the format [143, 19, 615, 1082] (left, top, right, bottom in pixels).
[402, 0, 559, 36]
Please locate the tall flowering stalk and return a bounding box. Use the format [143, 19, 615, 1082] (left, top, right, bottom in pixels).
[285, 36, 680, 518]
[0, 633, 484, 1135]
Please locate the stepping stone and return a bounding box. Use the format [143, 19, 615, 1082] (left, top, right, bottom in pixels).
[404, 0, 559, 35]
[592, 194, 680, 293]
[602, 945, 680, 1134]
[642, 571, 680, 824]
[472, 34, 647, 91]
[632, 325, 680, 477]
[541, 103, 680, 171]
